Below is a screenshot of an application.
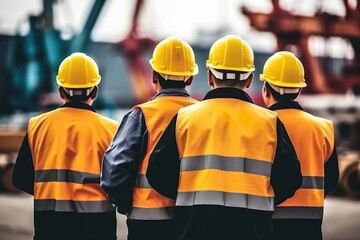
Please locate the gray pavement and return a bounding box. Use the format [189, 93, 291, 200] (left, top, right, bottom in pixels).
[0, 193, 127, 240]
[0, 193, 359, 240]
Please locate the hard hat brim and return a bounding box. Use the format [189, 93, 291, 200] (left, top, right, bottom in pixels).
[56, 77, 101, 89]
[260, 74, 307, 88]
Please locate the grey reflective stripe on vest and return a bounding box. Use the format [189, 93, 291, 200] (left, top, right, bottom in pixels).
[272, 206, 324, 219]
[35, 169, 100, 184]
[34, 199, 115, 213]
[178, 155, 274, 211]
[34, 170, 113, 213]
[128, 207, 174, 220]
[272, 176, 324, 219]
[302, 176, 324, 189]
[180, 155, 272, 177]
[131, 174, 174, 220]
[176, 191, 274, 211]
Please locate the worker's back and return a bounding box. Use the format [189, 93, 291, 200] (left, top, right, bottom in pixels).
[272, 107, 335, 240]
[174, 95, 278, 240]
[258, 50, 339, 240]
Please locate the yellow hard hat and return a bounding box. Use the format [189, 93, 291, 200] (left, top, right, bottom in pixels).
[206, 35, 255, 72]
[56, 52, 101, 88]
[149, 37, 198, 80]
[260, 51, 307, 88]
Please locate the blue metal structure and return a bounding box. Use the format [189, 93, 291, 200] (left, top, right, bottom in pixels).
[1, 0, 107, 114]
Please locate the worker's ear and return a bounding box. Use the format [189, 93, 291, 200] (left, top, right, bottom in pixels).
[293, 88, 302, 100]
[262, 82, 270, 97]
[59, 87, 65, 100]
[261, 82, 272, 108]
[298, 88, 302, 95]
[90, 86, 98, 100]
[244, 73, 253, 89]
[185, 76, 193, 86]
[207, 69, 214, 87]
[152, 71, 158, 84]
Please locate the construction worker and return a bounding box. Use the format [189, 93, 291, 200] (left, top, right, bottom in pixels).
[260, 51, 339, 240]
[12, 52, 118, 240]
[146, 35, 303, 240]
[100, 36, 199, 240]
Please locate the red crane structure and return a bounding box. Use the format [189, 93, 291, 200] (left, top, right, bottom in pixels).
[116, 0, 157, 104]
[242, 0, 360, 95]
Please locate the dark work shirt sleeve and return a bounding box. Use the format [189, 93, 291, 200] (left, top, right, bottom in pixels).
[12, 133, 34, 195]
[271, 119, 303, 205]
[324, 147, 339, 195]
[100, 108, 147, 215]
[146, 116, 180, 200]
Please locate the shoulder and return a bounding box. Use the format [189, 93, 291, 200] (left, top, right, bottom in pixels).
[302, 111, 334, 128]
[177, 101, 201, 114]
[29, 109, 57, 125]
[100, 116, 118, 126]
[247, 102, 278, 119]
[91, 112, 119, 130]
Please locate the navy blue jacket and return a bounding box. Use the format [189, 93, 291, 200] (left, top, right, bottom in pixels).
[100, 89, 192, 214]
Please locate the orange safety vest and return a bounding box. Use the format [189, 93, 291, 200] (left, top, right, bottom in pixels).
[273, 109, 334, 219]
[28, 107, 118, 213]
[175, 98, 277, 211]
[130, 96, 198, 220]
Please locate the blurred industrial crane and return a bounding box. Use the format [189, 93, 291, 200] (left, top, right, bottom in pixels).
[242, 0, 360, 94]
[116, 0, 157, 104]
[1, 0, 107, 114]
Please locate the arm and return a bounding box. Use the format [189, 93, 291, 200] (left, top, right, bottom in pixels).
[146, 116, 180, 200]
[271, 119, 303, 205]
[324, 147, 339, 195]
[12, 133, 34, 195]
[100, 108, 147, 214]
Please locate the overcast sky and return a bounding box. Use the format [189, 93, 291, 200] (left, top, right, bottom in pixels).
[0, 0, 355, 56]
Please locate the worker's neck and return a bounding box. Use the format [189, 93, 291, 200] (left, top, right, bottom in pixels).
[64, 98, 93, 106]
[263, 95, 277, 108]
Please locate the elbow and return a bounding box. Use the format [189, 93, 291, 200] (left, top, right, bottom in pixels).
[12, 176, 33, 195]
[289, 171, 303, 198]
[273, 173, 303, 206]
[100, 180, 113, 197]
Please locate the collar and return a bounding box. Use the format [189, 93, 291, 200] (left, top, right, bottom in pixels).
[268, 101, 304, 111]
[150, 88, 190, 100]
[203, 88, 253, 103]
[60, 101, 96, 112]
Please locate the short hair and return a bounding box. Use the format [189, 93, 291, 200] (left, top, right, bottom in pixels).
[265, 82, 300, 101]
[209, 69, 249, 88]
[61, 87, 94, 102]
[157, 73, 187, 89]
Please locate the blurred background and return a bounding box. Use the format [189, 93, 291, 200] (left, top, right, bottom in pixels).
[0, 0, 360, 239]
